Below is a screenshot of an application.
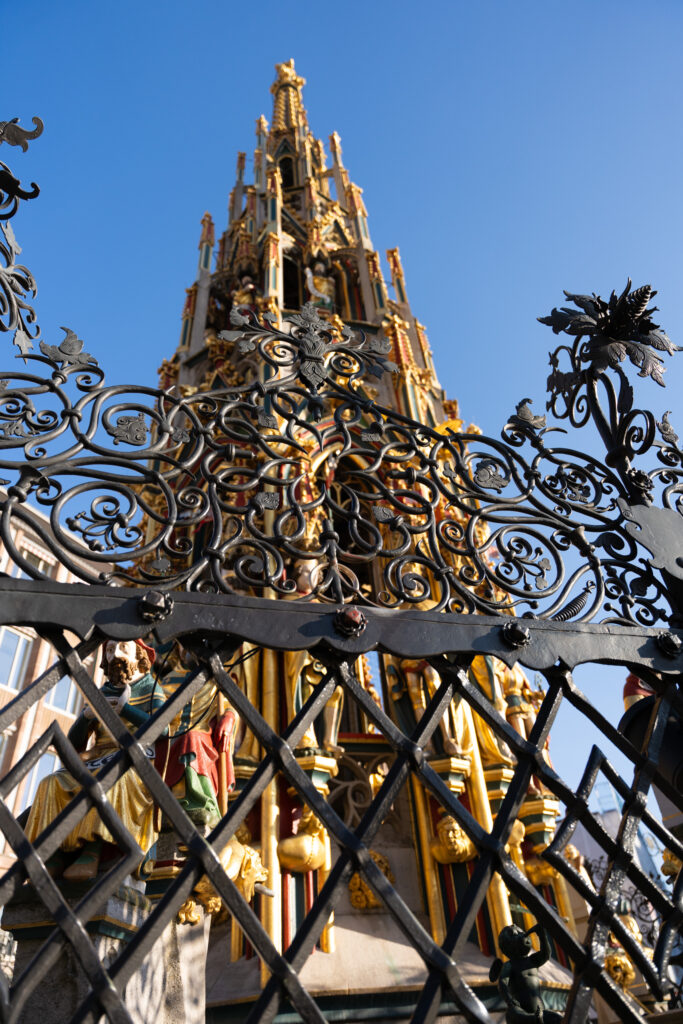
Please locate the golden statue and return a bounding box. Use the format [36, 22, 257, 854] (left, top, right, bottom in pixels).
[230, 273, 258, 309]
[284, 557, 343, 755]
[604, 949, 636, 991]
[230, 642, 263, 763]
[500, 661, 554, 792]
[388, 657, 466, 757]
[468, 657, 516, 767]
[348, 850, 395, 911]
[195, 823, 269, 913]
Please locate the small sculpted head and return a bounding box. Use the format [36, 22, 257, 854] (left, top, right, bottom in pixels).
[498, 924, 533, 959]
[293, 558, 320, 596]
[102, 640, 154, 687]
[437, 815, 463, 851]
[564, 843, 583, 870]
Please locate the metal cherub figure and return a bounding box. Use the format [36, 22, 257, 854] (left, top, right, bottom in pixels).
[489, 923, 563, 1023]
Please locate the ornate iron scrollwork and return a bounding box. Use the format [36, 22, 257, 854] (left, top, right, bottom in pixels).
[0, 292, 677, 629]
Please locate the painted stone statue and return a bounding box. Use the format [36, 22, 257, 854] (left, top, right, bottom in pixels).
[489, 923, 563, 1023]
[155, 644, 238, 826]
[25, 639, 166, 881]
[304, 262, 335, 310]
[387, 656, 465, 757]
[231, 273, 258, 309]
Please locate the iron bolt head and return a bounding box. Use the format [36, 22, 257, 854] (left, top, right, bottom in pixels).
[657, 630, 682, 659]
[138, 589, 174, 622]
[502, 620, 531, 649]
[334, 605, 367, 638]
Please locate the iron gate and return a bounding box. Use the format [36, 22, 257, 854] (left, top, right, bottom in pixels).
[0, 118, 682, 1024]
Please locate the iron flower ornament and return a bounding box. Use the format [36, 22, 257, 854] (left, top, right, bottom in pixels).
[541, 280, 680, 390]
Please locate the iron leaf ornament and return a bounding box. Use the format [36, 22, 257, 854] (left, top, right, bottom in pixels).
[39, 327, 97, 369]
[0, 163, 40, 219]
[656, 410, 679, 446]
[509, 398, 547, 433]
[0, 116, 44, 152]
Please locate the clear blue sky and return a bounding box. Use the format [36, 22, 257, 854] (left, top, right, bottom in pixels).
[4, 0, 683, 798]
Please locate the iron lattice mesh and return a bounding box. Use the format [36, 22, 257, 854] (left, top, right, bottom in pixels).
[0, 603, 679, 1024]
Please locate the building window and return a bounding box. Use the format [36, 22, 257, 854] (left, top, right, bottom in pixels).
[9, 549, 48, 580]
[0, 629, 31, 692]
[45, 675, 82, 716]
[283, 256, 302, 310]
[0, 750, 58, 853]
[279, 156, 295, 189]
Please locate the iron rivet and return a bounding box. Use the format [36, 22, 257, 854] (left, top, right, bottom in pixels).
[502, 620, 531, 649]
[657, 630, 682, 659]
[334, 606, 367, 638]
[138, 589, 174, 623]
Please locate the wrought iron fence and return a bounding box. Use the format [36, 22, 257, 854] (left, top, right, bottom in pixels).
[0, 119, 681, 1024]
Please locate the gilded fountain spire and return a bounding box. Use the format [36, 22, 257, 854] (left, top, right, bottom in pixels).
[153, 61, 572, 1014]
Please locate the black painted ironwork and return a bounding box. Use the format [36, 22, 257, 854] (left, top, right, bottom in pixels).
[0, 121, 680, 1024]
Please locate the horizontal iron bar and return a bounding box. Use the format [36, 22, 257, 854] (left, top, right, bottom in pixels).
[0, 578, 678, 672]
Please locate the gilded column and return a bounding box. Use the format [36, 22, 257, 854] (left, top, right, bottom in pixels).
[260, 646, 282, 982]
[263, 167, 283, 308]
[461, 702, 514, 951]
[411, 778, 448, 944]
